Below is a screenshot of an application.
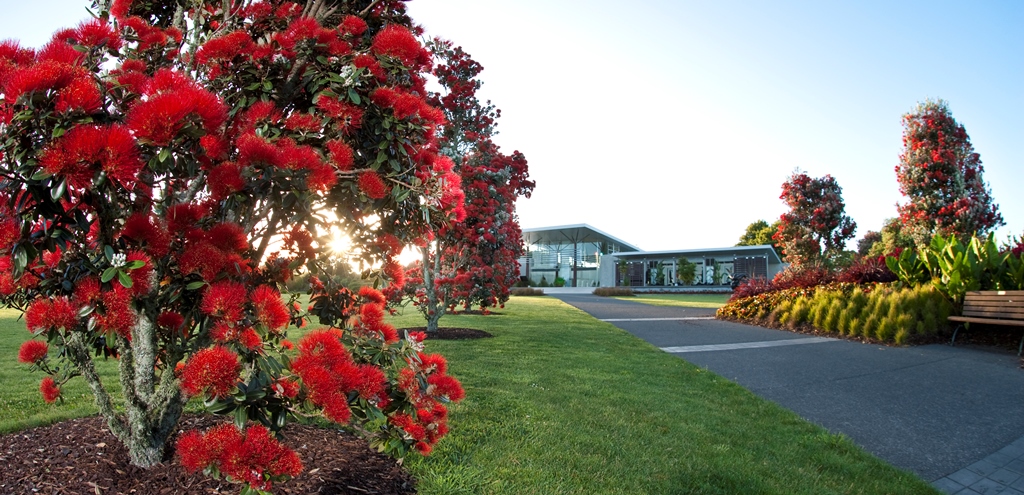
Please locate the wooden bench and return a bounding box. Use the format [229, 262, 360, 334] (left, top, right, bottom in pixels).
[948, 290, 1024, 356]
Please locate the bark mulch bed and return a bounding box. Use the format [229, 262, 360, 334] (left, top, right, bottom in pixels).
[0, 414, 416, 495]
[0, 327, 492, 494]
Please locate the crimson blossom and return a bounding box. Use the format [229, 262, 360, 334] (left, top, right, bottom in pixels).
[1, 0, 466, 491]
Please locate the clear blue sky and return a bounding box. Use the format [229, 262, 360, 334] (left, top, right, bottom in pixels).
[6, 1, 1023, 251]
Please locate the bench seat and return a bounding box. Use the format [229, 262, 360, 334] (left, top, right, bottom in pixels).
[948, 290, 1024, 356]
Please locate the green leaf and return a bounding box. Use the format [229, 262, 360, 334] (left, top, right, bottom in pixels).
[100, 267, 117, 283]
[348, 88, 361, 105]
[125, 260, 146, 270]
[186, 281, 207, 290]
[30, 170, 52, 181]
[12, 245, 27, 275]
[50, 179, 67, 201]
[117, 270, 133, 288]
[234, 405, 249, 427]
[158, 148, 170, 163]
[104, 245, 114, 262]
[77, 305, 95, 318]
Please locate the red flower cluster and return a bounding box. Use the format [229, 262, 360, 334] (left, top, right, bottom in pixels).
[40, 376, 61, 403]
[119, 16, 183, 52]
[121, 213, 171, 257]
[195, 31, 256, 66]
[95, 285, 137, 339]
[179, 222, 251, 282]
[177, 423, 302, 492]
[315, 94, 363, 134]
[3, 37, 100, 116]
[17, 340, 48, 364]
[371, 87, 444, 125]
[291, 330, 383, 421]
[39, 124, 142, 190]
[353, 287, 399, 343]
[24, 296, 79, 333]
[126, 69, 228, 146]
[180, 346, 241, 398]
[371, 25, 428, 68]
[251, 285, 290, 332]
[358, 171, 389, 199]
[202, 281, 247, 322]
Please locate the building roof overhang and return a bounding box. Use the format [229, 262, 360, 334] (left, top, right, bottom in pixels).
[521, 224, 642, 252]
[611, 245, 783, 265]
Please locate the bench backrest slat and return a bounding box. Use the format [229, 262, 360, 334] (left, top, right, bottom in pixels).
[961, 291, 1024, 322]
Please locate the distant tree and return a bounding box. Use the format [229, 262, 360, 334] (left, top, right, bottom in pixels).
[866, 218, 916, 257]
[737, 219, 782, 257]
[857, 231, 882, 257]
[393, 40, 533, 333]
[773, 171, 857, 265]
[896, 99, 1003, 246]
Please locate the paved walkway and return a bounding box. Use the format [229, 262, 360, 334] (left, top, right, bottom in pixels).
[553, 293, 1024, 494]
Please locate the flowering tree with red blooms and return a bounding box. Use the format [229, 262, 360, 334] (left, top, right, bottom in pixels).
[773, 171, 857, 266]
[0, 0, 467, 491]
[896, 99, 1004, 246]
[388, 40, 533, 333]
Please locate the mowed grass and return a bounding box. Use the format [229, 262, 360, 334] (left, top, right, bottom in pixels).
[615, 293, 731, 309]
[0, 307, 124, 433]
[388, 296, 937, 494]
[0, 297, 937, 494]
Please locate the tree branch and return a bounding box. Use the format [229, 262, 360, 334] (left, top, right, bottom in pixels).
[360, 0, 383, 18]
[66, 332, 129, 442]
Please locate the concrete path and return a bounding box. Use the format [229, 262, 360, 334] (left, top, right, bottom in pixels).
[553, 293, 1024, 493]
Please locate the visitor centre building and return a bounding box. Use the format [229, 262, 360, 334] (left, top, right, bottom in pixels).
[519, 224, 784, 289]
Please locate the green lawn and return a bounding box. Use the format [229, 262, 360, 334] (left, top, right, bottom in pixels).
[614, 293, 731, 309]
[0, 308, 125, 433]
[0, 297, 937, 494]
[390, 296, 937, 494]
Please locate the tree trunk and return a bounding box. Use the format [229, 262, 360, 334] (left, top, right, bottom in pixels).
[421, 246, 446, 334]
[68, 317, 186, 468]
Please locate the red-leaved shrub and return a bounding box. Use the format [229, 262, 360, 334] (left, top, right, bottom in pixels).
[836, 256, 897, 284]
[771, 263, 836, 291]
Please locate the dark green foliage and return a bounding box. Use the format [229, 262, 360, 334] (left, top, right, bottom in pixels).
[509, 287, 545, 297]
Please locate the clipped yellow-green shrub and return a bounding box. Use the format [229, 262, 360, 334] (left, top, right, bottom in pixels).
[822, 299, 843, 333]
[718, 282, 954, 345]
[593, 287, 634, 297]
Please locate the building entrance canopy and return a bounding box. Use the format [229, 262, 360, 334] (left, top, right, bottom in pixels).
[521, 224, 641, 253]
[520, 224, 641, 288]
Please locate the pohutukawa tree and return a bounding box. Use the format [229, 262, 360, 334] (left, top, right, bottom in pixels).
[773, 171, 857, 265]
[896, 99, 1004, 246]
[390, 39, 533, 333]
[1, 0, 466, 491]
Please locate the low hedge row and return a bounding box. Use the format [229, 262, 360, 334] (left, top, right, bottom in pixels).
[717, 283, 953, 345]
[593, 287, 635, 297]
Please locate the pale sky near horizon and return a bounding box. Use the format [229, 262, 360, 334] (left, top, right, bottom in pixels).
[4, 1, 1022, 251]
